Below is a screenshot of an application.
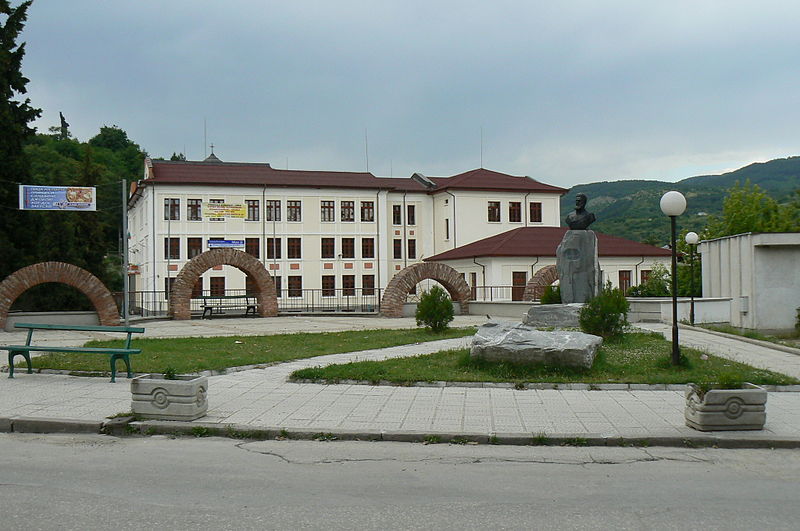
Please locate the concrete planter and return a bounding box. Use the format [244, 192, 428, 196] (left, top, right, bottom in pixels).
[685, 383, 766, 431]
[131, 374, 208, 421]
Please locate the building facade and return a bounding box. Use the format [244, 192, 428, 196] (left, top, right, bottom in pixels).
[126, 157, 567, 313]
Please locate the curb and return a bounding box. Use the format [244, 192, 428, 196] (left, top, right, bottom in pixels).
[4, 415, 800, 449]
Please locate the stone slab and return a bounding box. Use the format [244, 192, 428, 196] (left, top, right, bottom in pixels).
[556, 230, 599, 304]
[522, 304, 583, 328]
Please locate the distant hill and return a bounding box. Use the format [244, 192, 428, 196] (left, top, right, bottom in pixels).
[560, 156, 800, 245]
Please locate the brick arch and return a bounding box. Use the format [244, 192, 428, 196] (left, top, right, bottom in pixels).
[523, 265, 559, 301]
[0, 262, 120, 329]
[169, 249, 277, 320]
[380, 262, 471, 318]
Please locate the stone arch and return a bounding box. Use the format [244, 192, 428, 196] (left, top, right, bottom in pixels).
[523, 265, 559, 301]
[0, 262, 120, 329]
[380, 262, 471, 318]
[169, 248, 277, 320]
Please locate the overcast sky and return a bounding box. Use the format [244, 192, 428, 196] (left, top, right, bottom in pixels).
[18, 0, 800, 188]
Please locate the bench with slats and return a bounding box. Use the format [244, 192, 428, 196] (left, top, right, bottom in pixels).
[199, 295, 258, 318]
[1, 323, 145, 382]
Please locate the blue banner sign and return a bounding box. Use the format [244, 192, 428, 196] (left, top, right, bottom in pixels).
[19, 185, 97, 211]
[207, 240, 245, 249]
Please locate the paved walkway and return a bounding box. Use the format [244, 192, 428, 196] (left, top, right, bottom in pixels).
[2, 317, 800, 446]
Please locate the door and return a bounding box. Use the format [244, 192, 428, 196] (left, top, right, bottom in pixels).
[512, 271, 527, 301]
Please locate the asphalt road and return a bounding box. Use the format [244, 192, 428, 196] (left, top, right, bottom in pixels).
[2, 433, 799, 530]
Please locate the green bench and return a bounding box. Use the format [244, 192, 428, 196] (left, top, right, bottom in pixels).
[199, 295, 258, 318]
[1, 323, 145, 383]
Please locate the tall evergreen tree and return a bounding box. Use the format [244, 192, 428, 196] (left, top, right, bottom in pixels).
[0, 0, 41, 279]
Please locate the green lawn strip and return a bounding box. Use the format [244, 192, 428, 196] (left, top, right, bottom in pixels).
[23, 327, 477, 374]
[700, 324, 800, 348]
[290, 332, 800, 386]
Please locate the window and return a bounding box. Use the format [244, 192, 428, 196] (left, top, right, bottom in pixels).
[209, 198, 224, 221]
[362, 274, 375, 296]
[392, 205, 402, 225]
[342, 275, 355, 296]
[341, 238, 355, 259]
[191, 278, 203, 299]
[509, 202, 521, 223]
[361, 237, 374, 259]
[164, 277, 176, 299]
[641, 270, 651, 284]
[266, 238, 281, 259]
[619, 270, 632, 294]
[187, 199, 202, 221]
[210, 277, 225, 296]
[321, 238, 335, 259]
[266, 200, 281, 221]
[288, 276, 302, 297]
[320, 200, 335, 222]
[287, 200, 302, 222]
[273, 276, 282, 298]
[407, 205, 416, 225]
[407, 239, 416, 259]
[341, 201, 354, 222]
[322, 275, 335, 297]
[393, 239, 402, 259]
[187, 237, 202, 259]
[488, 201, 500, 222]
[245, 237, 260, 258]
[530, 202, 542, 223]
[164, 198, 180, 220]
[360, 201, 374, 222]
[288, 237, 301, 259]
[445, 219, 450, 240]
[164, 237, 180, 260]
[246, 200, 260, 221]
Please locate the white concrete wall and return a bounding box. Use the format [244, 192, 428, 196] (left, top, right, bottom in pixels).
[700, 233, 800, 332]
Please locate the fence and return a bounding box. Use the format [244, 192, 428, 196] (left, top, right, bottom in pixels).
[117, 288, 383, 317]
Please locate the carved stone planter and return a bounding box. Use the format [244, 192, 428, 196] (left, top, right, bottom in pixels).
[685, 383, 766, 431]
[131, 374, 208, 421]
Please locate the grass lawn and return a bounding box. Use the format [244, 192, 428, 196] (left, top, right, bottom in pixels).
[700, 324, 800, 349]
[23, 327, 477, 374]
[290, 331, 800, 386]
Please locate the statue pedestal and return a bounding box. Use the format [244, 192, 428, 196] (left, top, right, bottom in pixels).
[556, 230, 599, 304]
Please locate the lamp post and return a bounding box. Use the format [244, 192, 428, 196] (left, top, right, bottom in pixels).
[660, 191, 687, 365]
[685, 231, 699, 327]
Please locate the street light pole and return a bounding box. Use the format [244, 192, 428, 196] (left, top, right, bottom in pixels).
[660, 191, 687, 366]
[685, 231, 699, 327]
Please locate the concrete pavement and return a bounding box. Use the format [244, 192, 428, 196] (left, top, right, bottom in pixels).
[2, 315, 800, 446]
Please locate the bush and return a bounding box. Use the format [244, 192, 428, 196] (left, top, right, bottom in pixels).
[579, 282, 630, 339]
[626, 263, 670, 297]
[796, 307, 800, 335]
[540, 285, 561, 304]
[415, 285, 454, 333]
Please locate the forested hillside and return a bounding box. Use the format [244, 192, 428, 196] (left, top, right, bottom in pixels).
[560, 156, 800, 245]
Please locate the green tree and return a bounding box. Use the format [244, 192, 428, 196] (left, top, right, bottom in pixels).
[0, 0, 41, 281]
[704, 181, 800, 238]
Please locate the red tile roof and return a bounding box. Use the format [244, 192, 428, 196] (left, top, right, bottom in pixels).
[143, 160, 564, 194]
[429, 168, 568, 194]
[425, 227, 671, 260]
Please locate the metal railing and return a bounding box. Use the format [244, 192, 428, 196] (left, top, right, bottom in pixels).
[117, 288, 383, 317]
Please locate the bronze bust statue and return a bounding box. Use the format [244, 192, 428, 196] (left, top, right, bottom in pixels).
[565, 193, 596, 230]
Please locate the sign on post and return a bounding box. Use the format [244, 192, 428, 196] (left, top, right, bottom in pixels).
[208, 240, 245, 249]
[18, 185, 97, 211]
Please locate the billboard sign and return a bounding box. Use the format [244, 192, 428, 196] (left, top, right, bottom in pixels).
[19, 185, 97, 211]
[208, 240, 245, 249]
[203, 203, 246, 218]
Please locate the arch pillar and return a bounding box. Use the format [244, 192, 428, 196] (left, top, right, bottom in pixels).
[523, 265, 559, 301]
[380, 262, 471, 318]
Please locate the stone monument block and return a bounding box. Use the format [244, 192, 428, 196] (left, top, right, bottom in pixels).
[522, 303, 583, 328]
[556, 230, 599, 304]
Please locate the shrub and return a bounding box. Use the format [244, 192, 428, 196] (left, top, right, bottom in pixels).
[626, 263, 670, 297]
[796, 307, 800, 335]
[540, 285, 561, 304]
[415, 285, 454, 333]
[579, 282, 630, 339]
